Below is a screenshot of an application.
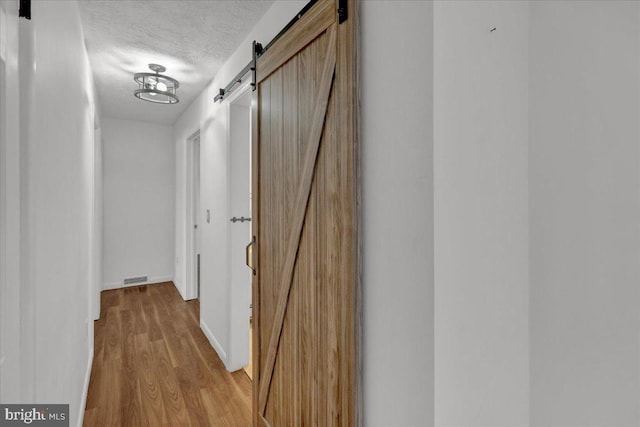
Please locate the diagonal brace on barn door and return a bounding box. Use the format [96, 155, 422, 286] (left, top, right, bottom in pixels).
[258, 23, 338, 417]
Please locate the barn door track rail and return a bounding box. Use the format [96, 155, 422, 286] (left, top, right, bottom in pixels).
[214, 0, 347, 103]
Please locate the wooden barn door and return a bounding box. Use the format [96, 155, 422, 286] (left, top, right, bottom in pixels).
[250, 0, 359, 425]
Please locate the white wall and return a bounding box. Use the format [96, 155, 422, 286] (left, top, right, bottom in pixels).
[361, 1, 435, 425]
[102, 117, 175, 288]
[174, 0, 305, 368]
[529, 2, 640, 425]
[0, 0, 100, 425]
[433, 1, 530, 425]
[227, 94, 252, 371]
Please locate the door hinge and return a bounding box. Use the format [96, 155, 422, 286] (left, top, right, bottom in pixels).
[338, 0, 348, 24]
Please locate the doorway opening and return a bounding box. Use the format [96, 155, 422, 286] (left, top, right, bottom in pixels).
[187, 130, 201, 301]
[225, 79, 253, 376]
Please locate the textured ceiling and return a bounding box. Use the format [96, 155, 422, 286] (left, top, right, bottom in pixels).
[78, 0, 273, 124]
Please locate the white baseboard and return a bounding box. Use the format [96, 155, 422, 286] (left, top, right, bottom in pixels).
[225, 358, 247, 373]
[147, 275, 174, 285]
[102, 275, 174, 291]
[200, 319, 229, 369]
[174, 279, 187, 301]
[77, 348, 93, 427]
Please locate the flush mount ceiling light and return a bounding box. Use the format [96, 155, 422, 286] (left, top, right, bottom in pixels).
[134, 63, 179, 104]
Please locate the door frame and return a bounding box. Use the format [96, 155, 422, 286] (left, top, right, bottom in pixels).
[186, 129, 201, 301]
[224, 76, 254, 372]
[250, 0, 361, 424]
[91, 125, 102, 322]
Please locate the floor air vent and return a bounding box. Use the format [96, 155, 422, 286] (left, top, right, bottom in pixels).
[123, 275, 148, 286]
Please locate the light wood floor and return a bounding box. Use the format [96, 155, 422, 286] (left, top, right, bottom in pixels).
[83, 282, 252, 426]
[243, 318, 252, 380]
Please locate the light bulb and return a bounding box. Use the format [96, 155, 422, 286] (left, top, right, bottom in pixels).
[157, 81, 167, 92]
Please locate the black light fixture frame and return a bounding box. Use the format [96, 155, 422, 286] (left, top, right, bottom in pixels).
[134, 64, 180, 104]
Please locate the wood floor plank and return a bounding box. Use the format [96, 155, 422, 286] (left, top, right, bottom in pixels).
[103, 307, 122, 362]
[181, 387, 209, 427]
[84, 283, 251, 426]
[135, 333, 168, 426]
[99, 359, 124, 427]
[152, 340, 191, 426]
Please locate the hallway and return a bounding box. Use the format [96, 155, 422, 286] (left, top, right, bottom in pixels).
[83, 283, 251, 426]
[3, 1, 640, 425]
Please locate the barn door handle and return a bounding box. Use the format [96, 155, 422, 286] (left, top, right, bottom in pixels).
[246, 236, 256, 275]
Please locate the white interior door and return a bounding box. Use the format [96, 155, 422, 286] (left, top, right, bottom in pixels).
[192, 135, 202, 299]
[228, 91, 252, 371]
